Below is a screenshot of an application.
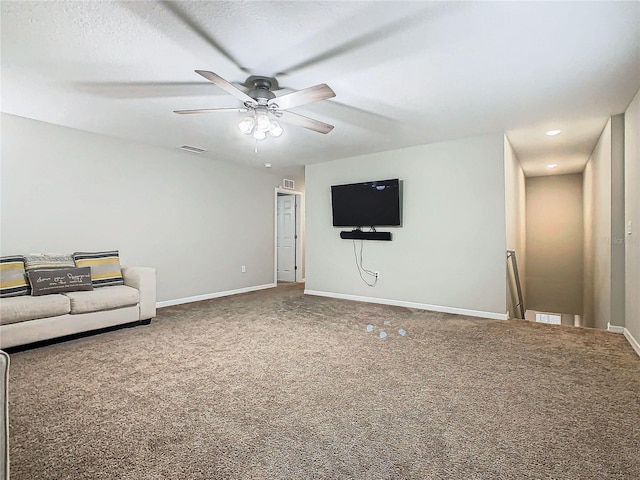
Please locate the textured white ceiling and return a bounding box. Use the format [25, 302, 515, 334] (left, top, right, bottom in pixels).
[2, 1, 639, 177]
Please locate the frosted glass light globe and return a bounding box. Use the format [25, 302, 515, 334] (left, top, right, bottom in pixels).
[256, 112, 271, 131]
[270, 121, 283, 137]
[238, 116, 254, 134]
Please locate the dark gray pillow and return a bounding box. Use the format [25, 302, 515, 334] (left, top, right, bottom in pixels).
[27, 267, 93, 296]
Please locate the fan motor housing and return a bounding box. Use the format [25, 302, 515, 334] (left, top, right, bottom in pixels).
[248, 78, 276, 105]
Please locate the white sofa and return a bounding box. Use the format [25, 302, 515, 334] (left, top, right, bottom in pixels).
[0, 266, 156, 349]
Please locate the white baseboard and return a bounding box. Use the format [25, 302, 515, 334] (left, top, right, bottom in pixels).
[607, 322, 625, 334]
[304, 289, 508, 320]
[157, 283, 276, 308]
[624, 328, 640, 357]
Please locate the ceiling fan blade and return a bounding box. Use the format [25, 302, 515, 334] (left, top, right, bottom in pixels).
[76, 81, 236, 99]
[298, 100, 397, 134]
[174, 107, 247, 114]
[269, 84, 335, 110]
[195, 70, 255, 105]
[159, 1, 249, 73]
[277, 111, 334, 134]
[273, 5, 452, 77]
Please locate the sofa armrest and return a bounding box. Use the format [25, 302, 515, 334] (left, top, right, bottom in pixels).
[121, 266, 156, 320]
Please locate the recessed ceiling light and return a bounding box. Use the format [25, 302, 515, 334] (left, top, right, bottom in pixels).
[264, 163, 272, 168]
[547, 164, 558, 169]
[546, 130, 562, 136]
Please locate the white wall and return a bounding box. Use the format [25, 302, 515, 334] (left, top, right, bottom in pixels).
[625, 88, 640, 352]
[582, 144, 594, 327]
[610, 114, 626, 328]
[1, 114, 282, 303]
[583, 116, 626, 330]
[583, 120, 612, 329]
[282, 167, 305, 192]
[504, 136, 526, 318]
[305, 133, 507, 319]
[526, 174, 583, 315]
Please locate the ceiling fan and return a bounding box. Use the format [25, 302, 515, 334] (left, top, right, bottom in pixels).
[174, 70, 336, 140]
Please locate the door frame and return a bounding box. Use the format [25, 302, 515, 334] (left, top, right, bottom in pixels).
[274, 187, 304, 283]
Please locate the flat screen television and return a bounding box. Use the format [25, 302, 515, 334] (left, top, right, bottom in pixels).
[331, 179, 401, 227]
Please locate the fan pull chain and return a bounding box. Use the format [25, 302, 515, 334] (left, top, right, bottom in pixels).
[254, 138, 259, 154]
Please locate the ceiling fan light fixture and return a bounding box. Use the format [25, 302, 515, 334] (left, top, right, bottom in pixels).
[270, 121, 283, 138]
[256, 112, 271, 131]
[238, 116, 255, 134]
[253, 129, 267, 140]
[238, 108, 284, 141]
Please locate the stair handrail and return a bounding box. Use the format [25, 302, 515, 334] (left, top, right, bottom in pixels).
[507, 249, 525, 319]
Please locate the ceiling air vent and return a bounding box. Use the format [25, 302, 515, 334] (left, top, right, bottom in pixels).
[179, 145, 206, 154]
[283, 179, 295, 190]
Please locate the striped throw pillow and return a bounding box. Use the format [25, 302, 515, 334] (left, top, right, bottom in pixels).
[24, 253, 76, 271]
[0, 255, 30, 297]
[73, 251, 124, 288]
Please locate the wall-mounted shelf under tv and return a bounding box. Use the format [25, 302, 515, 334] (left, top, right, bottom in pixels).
[340, 230, 392, 241]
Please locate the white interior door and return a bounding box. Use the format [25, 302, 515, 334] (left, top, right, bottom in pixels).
[277, 194, 296, 282]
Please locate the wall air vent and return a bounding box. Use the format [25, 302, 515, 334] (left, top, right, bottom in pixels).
[283, 179, 295, 190]
[535, 313, 561, 325]
[178, 145, 206, 154]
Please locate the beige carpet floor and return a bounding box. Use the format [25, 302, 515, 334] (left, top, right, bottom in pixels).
[6, 283, 640, 479]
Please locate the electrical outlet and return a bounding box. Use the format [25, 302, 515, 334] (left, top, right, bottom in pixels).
[375, 271, 380, 279]
[241, 266, 246, 273]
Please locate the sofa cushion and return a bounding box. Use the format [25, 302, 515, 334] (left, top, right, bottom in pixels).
[0, 294, 71, 325]
[73, 251, 124, 288]
[63, 285, 139, 314]
[27, 267, 93, 296]
[24, 253, 75, 271]
[0, 256, 30, 298]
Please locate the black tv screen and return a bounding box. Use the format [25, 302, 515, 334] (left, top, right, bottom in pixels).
[331, 179, 401, 227]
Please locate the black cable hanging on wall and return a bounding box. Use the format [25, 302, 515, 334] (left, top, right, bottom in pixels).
[353, 239, 378, 287]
